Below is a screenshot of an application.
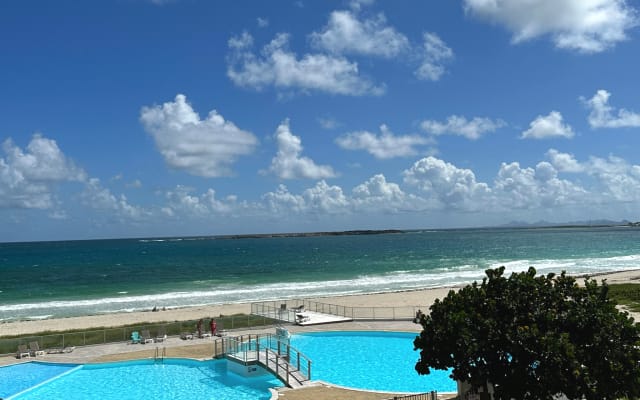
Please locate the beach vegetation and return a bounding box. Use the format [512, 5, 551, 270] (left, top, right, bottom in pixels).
[607, 283, 640, 312]
[0, 314, 277, 355]
[414, 267, 640, 400]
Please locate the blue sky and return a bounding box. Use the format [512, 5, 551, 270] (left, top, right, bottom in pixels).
[1, 0, 640, 242]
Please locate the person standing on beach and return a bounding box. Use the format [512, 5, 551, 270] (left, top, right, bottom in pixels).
[209, 318, 217, 336]
[197, 319, 203, 338]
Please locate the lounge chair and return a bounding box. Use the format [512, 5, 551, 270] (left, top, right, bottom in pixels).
[46, 346, 75, 354]
[296, 313, 310, 324]
[155, 328, 167, 342]
[17, 344, 30, 359]
[29, 341, 45, 357]
[291, 305, 305, 313]
[131, 331, 142, 344]
[140, 330, 154, 344]
[180, 332, 193, 340]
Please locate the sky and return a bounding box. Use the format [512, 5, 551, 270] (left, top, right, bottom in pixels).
[1, 0, 640, 242]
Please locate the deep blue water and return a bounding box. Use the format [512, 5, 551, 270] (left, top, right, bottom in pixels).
[1, 227, 639, 320]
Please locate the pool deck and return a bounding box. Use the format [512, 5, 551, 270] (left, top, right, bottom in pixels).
[0, 320, 457, 400]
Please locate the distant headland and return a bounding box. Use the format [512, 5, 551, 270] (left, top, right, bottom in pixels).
[217, 229, 405, 240]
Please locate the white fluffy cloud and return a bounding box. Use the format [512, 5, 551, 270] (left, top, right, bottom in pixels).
[310, 10, 410, 58]
[311, 12, 453, 82]
[164, 185, 237, 216]
[403, 156, 491, 209]
[415, 32, 454, 81]
[266, 120, 337, 180]
[336, 124, 431, 159]
[140, 94, 258, 178]
[464, 0, 638, 53]
[351, 174, 413, 212]
[493, 161, 586, 209]
[583, 89, 640, 128]
[258, 152, 640, 220]
[227, 32, 384, 96]
[521, 111, 575, 139]
[82, 178, 146, 220]
[302, 180, 349, 214]
[262, 184, 306, 214]
[546, 149, 584, 173]
[546, 149, 640, 202]
[583, 155, 640, 201]
[1, 134, 86, 209]
[421, 115, 506, 140]
[261, 181, 348, 215]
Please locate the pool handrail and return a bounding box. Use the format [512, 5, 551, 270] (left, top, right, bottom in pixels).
[218, 333, 311, 388]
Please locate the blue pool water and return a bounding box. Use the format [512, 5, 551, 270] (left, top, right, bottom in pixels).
[290, 331, 456, 393]
[2, 331, 455, 398]
[0, 362, 79, 399]
[6, 359, 281, 400]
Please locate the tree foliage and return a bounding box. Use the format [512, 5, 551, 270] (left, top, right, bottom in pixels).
[414, 267, 640, 400]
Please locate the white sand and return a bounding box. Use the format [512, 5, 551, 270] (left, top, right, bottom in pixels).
[2, 270, 639, 337]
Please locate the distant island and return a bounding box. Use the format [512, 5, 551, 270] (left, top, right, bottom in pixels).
[213, 222, 640, 241]
[217, 229, 405, 240]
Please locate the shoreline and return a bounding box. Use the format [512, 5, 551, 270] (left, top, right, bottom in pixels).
[2, 269, 640, 337]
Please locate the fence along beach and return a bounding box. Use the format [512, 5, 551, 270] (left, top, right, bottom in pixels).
[1, 226, 640, 334]
[3, 269, 640, 338]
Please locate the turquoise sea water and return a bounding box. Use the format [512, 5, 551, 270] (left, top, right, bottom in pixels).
[1, 227, 640, 321]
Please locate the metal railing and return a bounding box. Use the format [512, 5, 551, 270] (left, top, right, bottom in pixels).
[385, 391, 438, 400]
[251, 299, 424, 322]
[154, 346, 166, 363]
[220, 333, 311, 386]
[0, 314, 278, 356]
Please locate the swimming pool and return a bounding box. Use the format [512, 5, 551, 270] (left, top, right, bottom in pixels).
[2, 331, 455, 398]
[4, 359, 282, 400]
[290, 331, 456, 393]
[0, 362, 79, 399]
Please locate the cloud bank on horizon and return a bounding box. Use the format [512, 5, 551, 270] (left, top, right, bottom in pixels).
[1, 0, 639, 241]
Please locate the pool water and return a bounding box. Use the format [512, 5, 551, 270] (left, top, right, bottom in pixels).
[2, 331, 455, 398]
[0, 362, 79, 399]
[8, 359, 282, 400]
[290, 331, 456, 393]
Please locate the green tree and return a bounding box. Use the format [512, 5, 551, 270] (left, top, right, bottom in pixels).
[414, 267, 640, 400]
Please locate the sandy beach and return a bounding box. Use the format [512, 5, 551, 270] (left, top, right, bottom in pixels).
[2, 269, 640, 337]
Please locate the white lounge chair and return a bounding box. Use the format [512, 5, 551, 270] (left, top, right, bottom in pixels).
[155, 328, 167, 342]
[291, 305, 305, 313]
[296, 313, 310, 324]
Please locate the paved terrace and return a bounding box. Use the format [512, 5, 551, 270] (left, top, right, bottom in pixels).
[0, 320, 456, 400]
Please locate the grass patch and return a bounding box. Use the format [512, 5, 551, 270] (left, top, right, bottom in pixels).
[607, 283, 640, 312]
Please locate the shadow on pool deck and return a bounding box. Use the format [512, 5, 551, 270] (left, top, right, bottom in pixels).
[0, 320, 457, 399]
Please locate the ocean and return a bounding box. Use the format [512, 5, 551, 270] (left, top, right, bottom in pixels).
[1, 226, 640, 322]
